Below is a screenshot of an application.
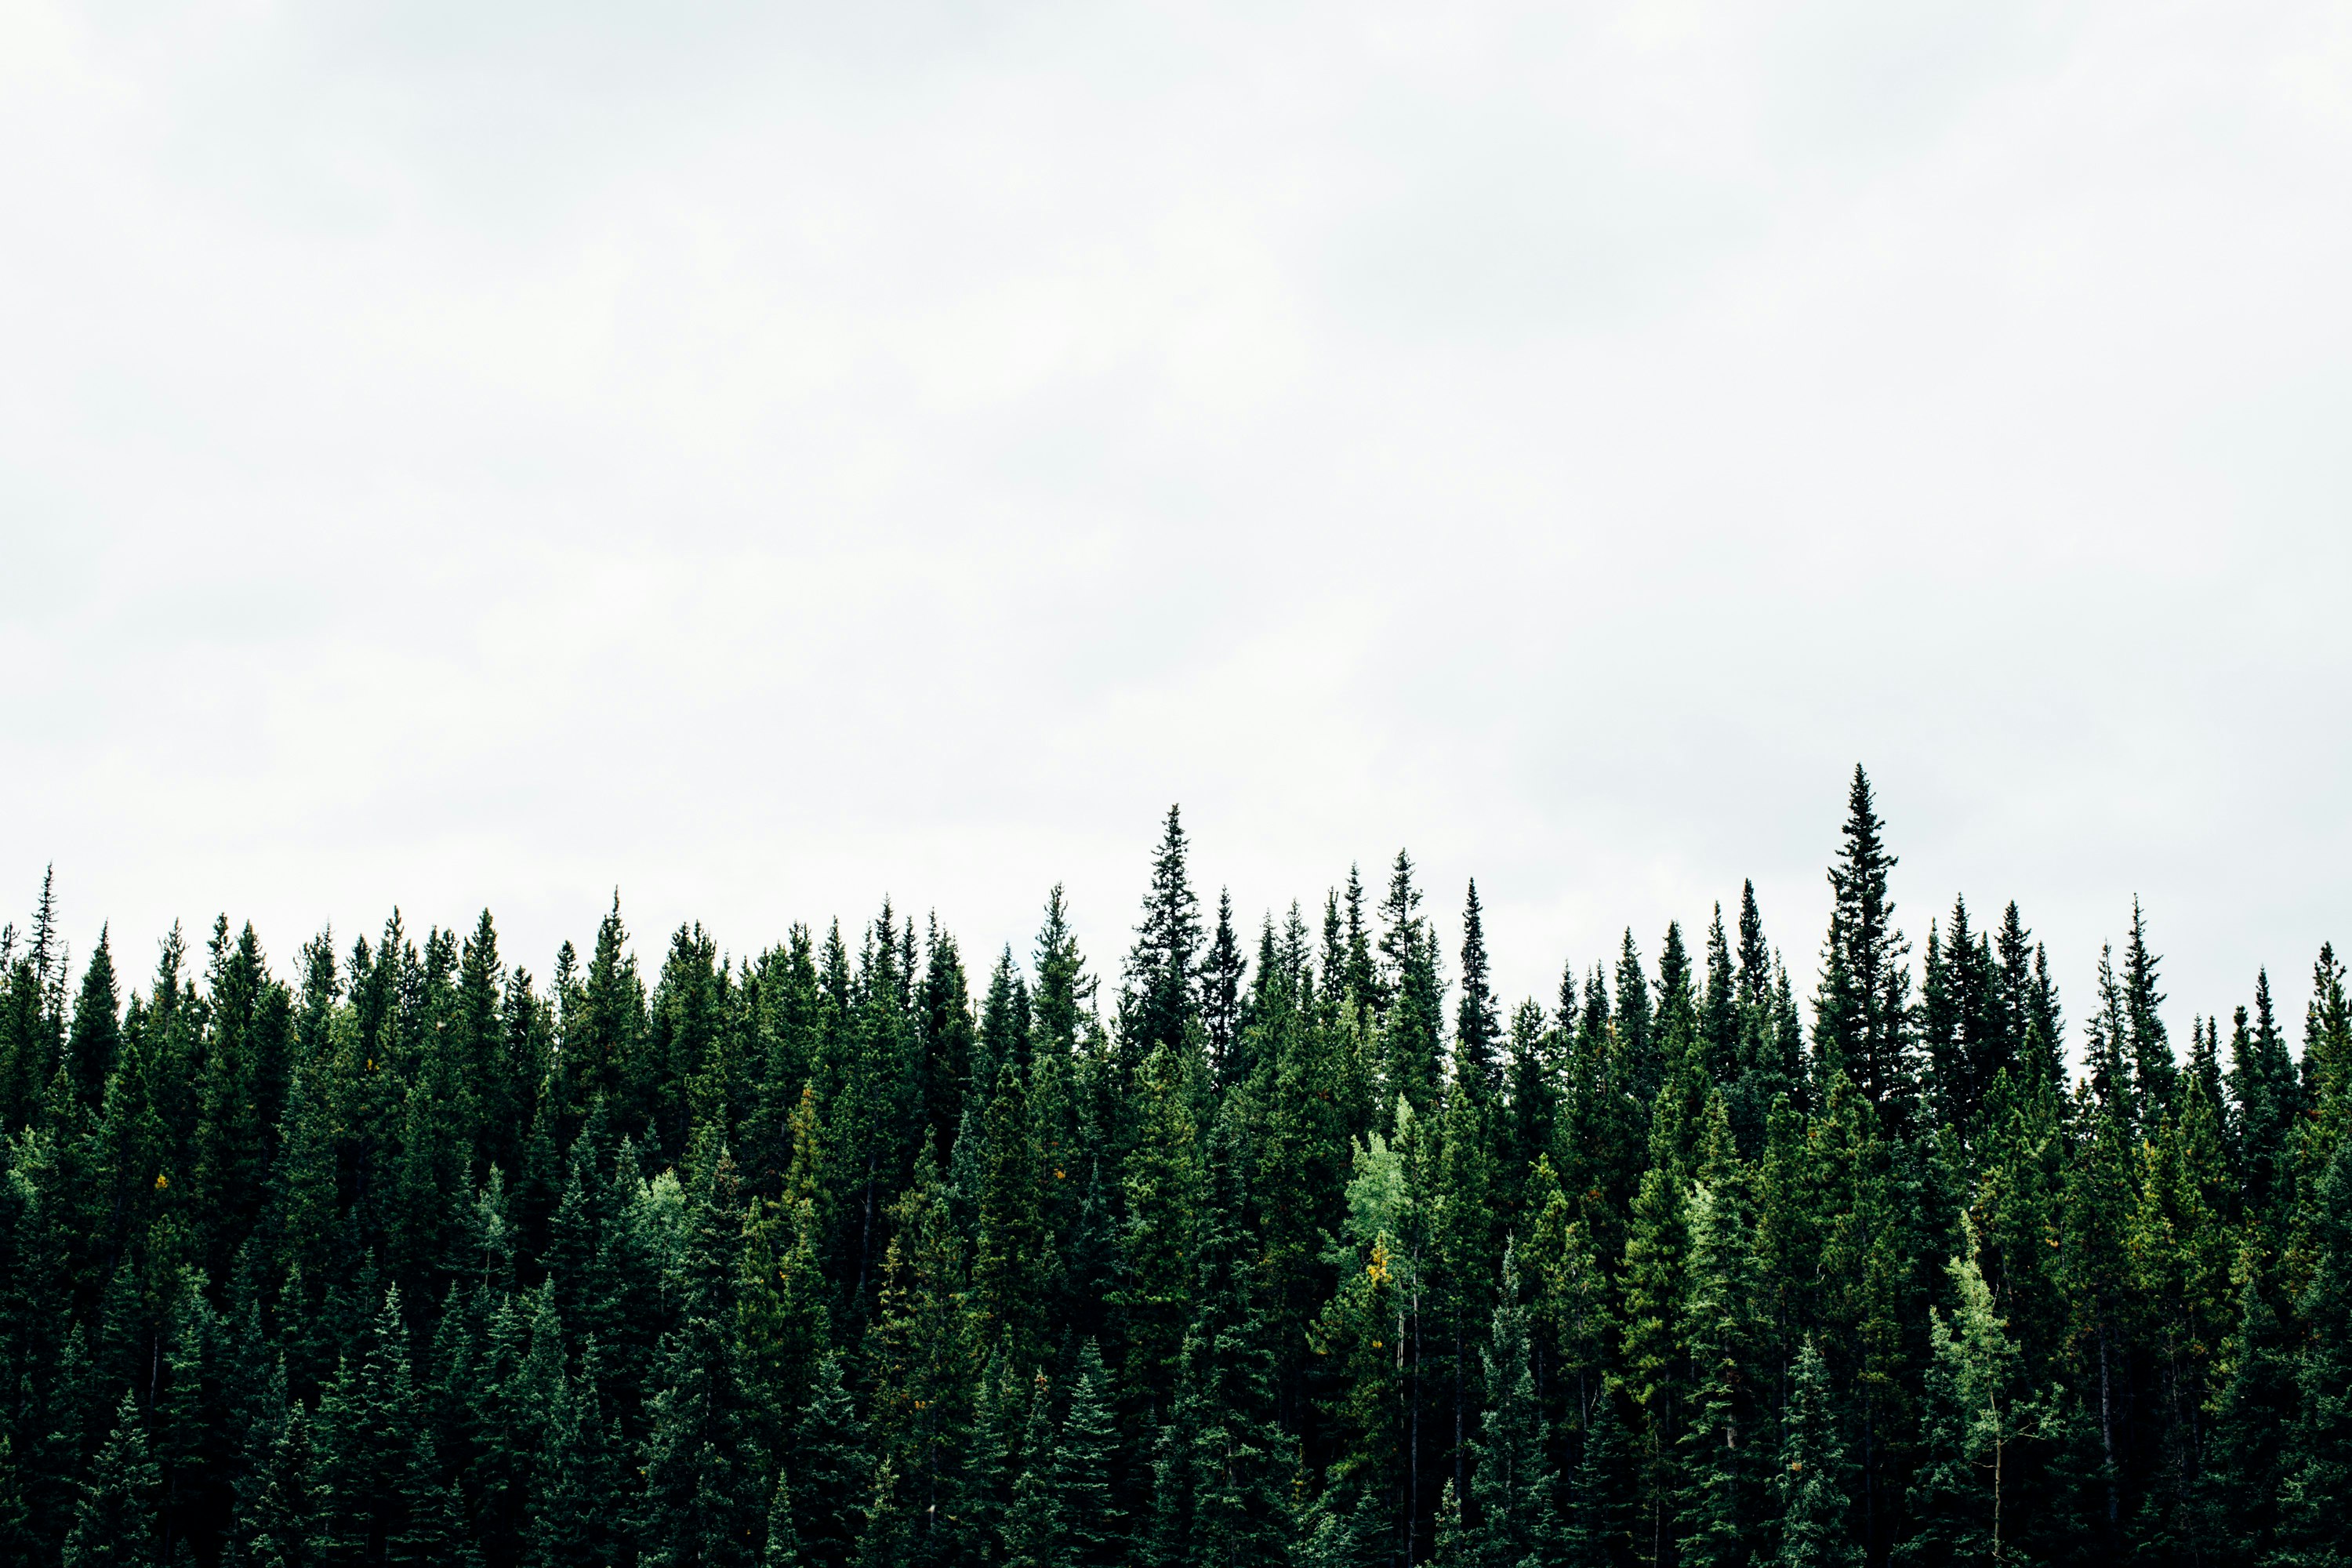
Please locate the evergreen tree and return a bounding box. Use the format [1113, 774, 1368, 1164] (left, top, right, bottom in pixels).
[2278, 1134, 2352, 1563]
[526, 1339, 632, 1568]
[2119, 899, 2173, 1125]
[1203, 891, 1248, 1091]
[975, 1064, 1049, 1370]
[1468, 1242, 1563, 1568]
[2, 770, 2343, 1568]
[64, 1392, 161, 1568]
[790, 1356, 869, 1568]
[1114, 1040, 1203, 1427]
[639, 1140, 764, 1568]
[1164, 1117, 1292, 1568]
[1380, 852, 1446, 1118]
[1813, 767, 1915, 1129]
[67, 928, 122, 1115]
[1564, 1386, 1634, 1568]
[1121, 807, 1203, 1076]
[1773, 1340, 1859, 1568]
[1898, 1224, 2038, 1567]
[1675, 1098, 1762, 1568]
[1045, 1341, 1124, 1568]
[1454, 882, 1501, 1102]
[307, 1290, 455, 1567]
[2230, 970, 2300, 1227]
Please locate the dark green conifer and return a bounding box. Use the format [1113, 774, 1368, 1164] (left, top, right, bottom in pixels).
[65, 1392, 161, 1568]
[1202, 891, 1248, 1090]
[68, 927, 122, 1114]
[1045, 1341, 1124, 1568]
[1812, 767, 1914, 1129]
[790, 1356, 870, 1568]
[975, 1064, 1048, 1369]
[1164, 1117, 1291, 1568]
[1564, 1385, 1634, 1568]
[640, 1140, 763, 1568]
[1380, 853, 1445, 1118]
[1453, 882, 1501, 1101]
[1468, 1242, 1563, 1568]
[1772, 1340, 1858, 1568]
[1120, 808, 1203, 1077]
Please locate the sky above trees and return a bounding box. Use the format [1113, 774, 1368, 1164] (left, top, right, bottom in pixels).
[2, 1, 2347, 1033]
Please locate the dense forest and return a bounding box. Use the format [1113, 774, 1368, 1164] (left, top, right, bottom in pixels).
[2, 768, 2347, 1568]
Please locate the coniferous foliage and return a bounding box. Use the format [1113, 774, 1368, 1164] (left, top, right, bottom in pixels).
[2, 769, 2346, 1567]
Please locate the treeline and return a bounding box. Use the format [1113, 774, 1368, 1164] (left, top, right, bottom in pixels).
[2, 768, 2349, 1568]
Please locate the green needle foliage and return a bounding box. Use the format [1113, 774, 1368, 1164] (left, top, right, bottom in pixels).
[0, 771, 2344, 1566]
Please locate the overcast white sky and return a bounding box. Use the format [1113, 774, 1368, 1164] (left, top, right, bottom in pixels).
[5, 1, 2349, 1051]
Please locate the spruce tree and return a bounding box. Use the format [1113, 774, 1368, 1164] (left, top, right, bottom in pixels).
[1773, 1340, 1859, 1568]
[1121, 807, 1203, 1076]
[1675, 1097, 1762, 1568]
[2278, 1134, 2352, 1562]
[1813, 767, 1915, 1130]
[1454, 882, 1501, 1101]
[1046, 1342, 1124, 1568]
[1468, 1242, 1563, 1568]
[790, 1356, 869, 1568]
[1203, 891, 1248, 1091]
[2230, 970, 2301, 1228]
[304, 1288, 454, 1567]
[1164, 1117, 1291, 1568]
[67, 928, 122, 1115]
[640, 1140, 764, 1568]
[526, 1339, 632, 1568]
[1380, 852, 1445, 1118]
[64, 1392, 161, 1568]
[1564, 1385, 1634, 1568]
[1898, 1225, 2038, 1566]
[975, 1064, 1048, 1370]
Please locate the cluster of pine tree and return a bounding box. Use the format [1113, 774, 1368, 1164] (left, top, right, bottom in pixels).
[4, 768, 2350, 1567]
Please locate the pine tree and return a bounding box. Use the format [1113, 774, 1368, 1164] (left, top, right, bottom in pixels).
[1121, 807, 1203, 1076]
[64, 1392, 158, 1568]
[524, 1338, 631, 1568]
[1898, 1223, 2038, 1566]
[1203, 891, 1249, 1091]
[307, 1290, 455, 1567]
[640, 1138, 765, 1568]
[761, 1464, 804, 1568]
[917, 919, 975, 1165]
[1468, 1241, 1563, 1568]
[2119, 900, 2173, 1126]
[1564, 1385, 1635, 1568]
[1165, 1116, 1292, 1568]
[1619, 1120, 1687, 1568]
[1045, 1341, 1124, 1568]
[1773, 1340, 1859, 1568]
[1003, 1370, 1058, 1568]
[1381, 852, 1445, 1119]
[1813, 767, 1915, 1130]
[2278, 1133, 2352, 1563]
[67, 927, 122, 1115]
[790, 1356, 869, 1568]
[975, 1065, 1049, 1370]
[1311, 1229, 1405, 1568]
[234, 1392, 315, 1568]
[2230, 971, 2301, 1229]
[866, 1149, 978, 1566]
[1114, 1040, 1203, 1427]
[1614, 932, 1657, 1105]
[1675, 1097, 1762, 1568]
[1454, 882, 1501, 1102]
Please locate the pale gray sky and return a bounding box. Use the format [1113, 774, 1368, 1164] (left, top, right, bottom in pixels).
[5, 1, 2349, 1046]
